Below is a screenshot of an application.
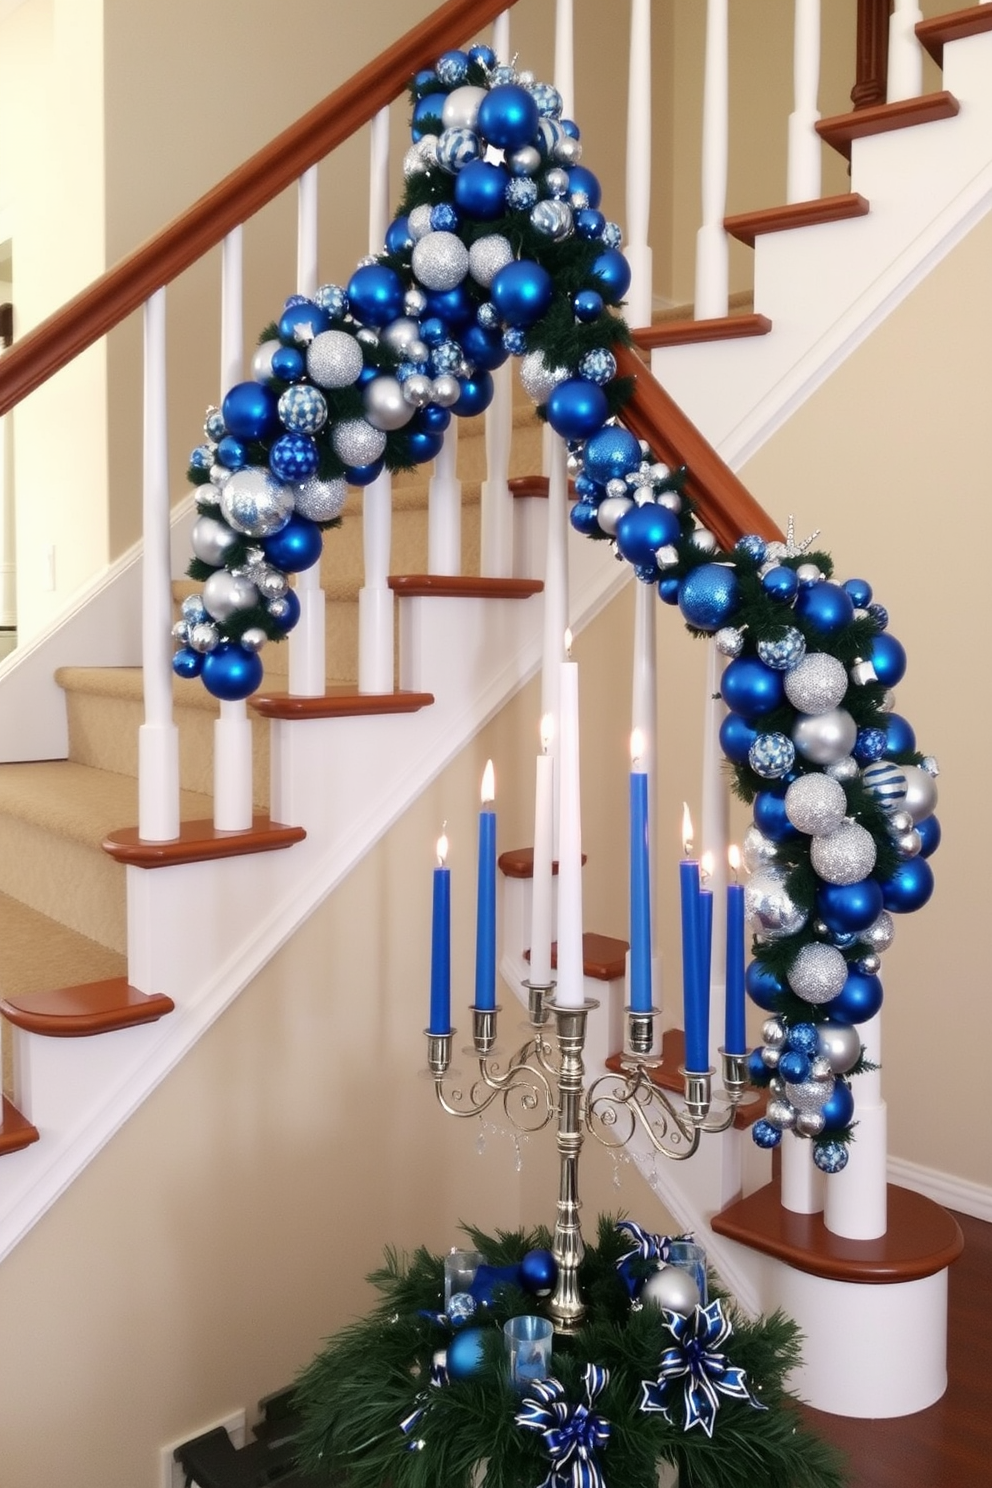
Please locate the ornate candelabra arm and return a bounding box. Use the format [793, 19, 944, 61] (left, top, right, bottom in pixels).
[694, 1050, 752, 1133]
[545, 999, 598, 1335]
[426, 1013, 556, 1129]
[586, 1065, 702, 1161]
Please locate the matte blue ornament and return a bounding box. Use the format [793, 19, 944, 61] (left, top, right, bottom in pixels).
[615, 502, 680, 565]
[854, 726, 887, 764]
[452, 372, 494, 417]
[269, 587, 301, 632]
[754, 789, 800, 842]
[278, 301, 329, 344]
[424, 284, 476, 331]
[779, 1050, 811, 1084]
[794, 580, 856, 634]
[572, 288, 604, 322]
[412, 93, 447, 140]
[436, 49, 469, 85]
[574, 208, 606, 240]
[721, 657, 786, 721]
[746, 960, 787, 1010]
[719, 713, 758, 764]
[843, 577, 872, 608]
[546, 378, 609, 440]
[916, 814, 941, 857]
[269, 434, 319, 483]
[869, 632, 907, 688]
[582, 425, 641, 483]
[880, 856, 934, 913]
[201, 644, 264, 701]
[820, 1079, 855, 1131]
[172, 647, 204, 679]
[748, 732, 796, 779]
[470, 1263, 521, 1307]
[762, 565, 800, 602]
[825, 970, 883, 1025]
[477, 84, 540, 149]
[570, 501, 602, 537]
[678, 563, 741, 631]
[415, 404, 452, 433]
[567, 165, 602, 207]
[404, 428, 445, 464]
[262, 514, 322, 572]
[753, 1119, 783, 1149]
[658, 576, 681, 604]
[346, 264, 405, 328]
[344, 458, 385, 488]
[787, 1022, 820, 1056]
[591, 248, 632, 304]
[817, 878, 884, 935]
[520, 1248, 557, 1295]
[385, 215, 414, 255]
[491, 259, 554, 326]
[460, 321, 509, 371]
[813, 1141, 849, 1174]
[748, 1048, 773, 1083]
[454, 159, 511, 219]
[270, 345, 305, 383]
[445, 1327, 487, 1381]
[883, 712, 916, 756]
[216, 435, 248, 470]
[222, 382, 280, 442]
[868, 602, 889, 630]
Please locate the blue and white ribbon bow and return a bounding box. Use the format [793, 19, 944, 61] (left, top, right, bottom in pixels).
[614, 1220, 684, 1298]
[639, 1298, 765, 1438]
[399, 1354, 448, 1450]
[515, 1363, 611, 1488]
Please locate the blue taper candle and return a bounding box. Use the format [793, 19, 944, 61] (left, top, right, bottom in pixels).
[725, 845, 747, 1054]
[429, 831, 451, 1035]
[680, 805, 709, 1072]
[474, 761, 497, 1010]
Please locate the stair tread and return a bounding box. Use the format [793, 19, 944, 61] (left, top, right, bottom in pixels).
[1, 976, 174, 1037]
[102, 815, 306, 868]
[0, 1097, 39, 1156]
[711, 1180, 964, 1284]
[552, 932, 628, 982]
[0, 759, 213, 845]
[633, 313, 772, 351]
[816, 92, 960, 161]
[250, 686, 434, 720]
[723, 192, 870, 247]
[388, 574, 543, 599]
[917, 4, 992, 66]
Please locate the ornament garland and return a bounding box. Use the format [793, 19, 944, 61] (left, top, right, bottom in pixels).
[291, 1216, 846, 1488]
[173, 43, 940, 1168]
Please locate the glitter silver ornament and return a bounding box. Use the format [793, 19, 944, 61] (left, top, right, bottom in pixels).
[792, 708, 858, 765]
[405, 288, 427, 318]
[641, 1264, 700, 1316]
[606, 478, 628, 500]
[785, 774, 848, 837]
[331, 418, 387, 467]
[239, 627, 267, 653]
[306, 330, 364, 389]
[742, 824, 778, 871]
[596, 496, 634, 535]
[756, 627, 806, 671]
[191, 515, 239, 567]
[766, 1099, 797, 1130]
[715, 627, 745, 658]
[293, 475, 347, 523]
[788, 943, 848, 1003]
[412, 231, 470, 291]
[553, 135, 582, 166]
[403, 145, 429, 180]
[811, 1056, 835, 1082]
[519, 350, 569, 404]
[897, 765, 939, 823]
[860, 911, 894, 953]
[816, 1022, 861, 1073]
[744, 868, 809, 940]
[251, 338, 281, 382]
[442, 84, 487, 130]
[207, 464, 231, 490]
[220, 467, 294, 537]
[786, 1074, 834, 1114]
[363, 375, 416, 431]
[530, 198, 574, 239]
[748, 733, 796, 780]
[408, 203, 434, 241]
[784, 653, 849, 715]
[810, 820, 878, 885]
[824, 756, 859, 783]
[795, 1110, 827, 1137]
[202, 570, 260, 623]
[762, 1017, 787, 1048]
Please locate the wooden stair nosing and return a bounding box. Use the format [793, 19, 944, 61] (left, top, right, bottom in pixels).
[816, 92, 960, 161]
[711, 1179, 964, 1285]
[917, 4, 992, 67]
[102, 815, 305, 869]
[723, 192, 870, 248]
[0, 1097, 40, 1155]
[0, 976, 174, 1037]
[606, 1028, 768, 1132]
[550, 931, 628, 983]
[250, 686, 434, 720]
[508, 476, 578, 501]
[632, 314, 772, 351]
[388, 574, 543, 600]
[498, 846, 586, 879]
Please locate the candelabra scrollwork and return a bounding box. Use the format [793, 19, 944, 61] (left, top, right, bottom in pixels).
[427, 1007, 556, 1133]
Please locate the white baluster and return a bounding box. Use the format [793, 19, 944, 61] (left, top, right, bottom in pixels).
[214, 228, 253, 830]
[554, 0, 575, 119]
[824, 1012, 887, 1239]
[138, 289, 180, 842]
[289, 167, 326, 697]
[480, 361, 513, 577]
[368, 106, 390, 252]
[781, 1130, 825, 1213]
[492, 9, 510, 63]
[428, 423, 461, 574]
[625, 0, 653, 327]
[358, 468, 394, 693]
[787, 0, 822, 204]
[700, 637, 728, 1069]
[630, 581, 660, 1025]
[694, 0, 730, 320]
[888, 0, 924, 103]
[541, 437, 569, 855]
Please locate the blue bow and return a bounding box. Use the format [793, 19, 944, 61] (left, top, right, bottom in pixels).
[516, 1364, 611, 1488]
[614, 1221, 684, 1299]
[399, 1354, 448, 1450]
[639, 1298, 765, 1437]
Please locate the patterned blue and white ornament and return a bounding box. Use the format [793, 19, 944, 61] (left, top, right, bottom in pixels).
[269, 433, 318, 483]
[219, 467, 294, 538]
[436, 127, 481, 174]
[505, 176, 539, 211]
[813, 1141, 850, 1174]
[756, 627, 806, 671]
[748, 732, 796, 780]
[578, 348, 617, 385]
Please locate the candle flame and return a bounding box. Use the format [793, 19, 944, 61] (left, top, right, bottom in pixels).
[481, 759, 495, 805]
[700, 850, 714, 883]
[436, 828, 448, 866]
[540, 713, 554, 752]
[630, 728, 645, 767]
[728, 843, 741, 881]
[682, 802, 694, 857]
[564, 627, 573, 659]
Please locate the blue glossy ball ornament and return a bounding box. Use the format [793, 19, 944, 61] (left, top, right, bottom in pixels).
[567, 165, 602, 207]
[753, 1119, 783, 1149]
[719, 713, 758, 764]
[468, 43, 496, 69]
[262, 514, 322, 572]
[748, 1049, 772, 1084]
[216, 435, 248, 471]
[615, 502, 680, 565]
[574, 208, 606, 240]
[270, 345, 305, 383]
[445, 1327, 487, 1381]
[746, 960, 787, 1010]
[385, 215, 414, 255]
[491, 259, 554, 326]
[843, 577, 872, 608]
[794, 580, 855, 634]
[591, 248, 632, 304]
[678, 563, 741, 631]
[570, 502, 603, 537]
[269, 587, 301, 632]
[546, 379, 609, 440]
[916, 815, 941, 857]
[460, 321, 508, 371]
[412, 93, 447, 140]
[454, 159, 511, 219]
[753, 789, 800, 842]
[344, 457, 385, 488]
[477, 84, 540, 150]
[880, 856, 934, 913]
[658, 576, 681, 604]
[762, 565, 800, 603]
[574, 474, 602, 500]
[420, 316, 447, 347]
[172, 647, 204, 679]
[817, 878, 884, 934]
[452, 372, 494, 417]
[201, 644, 264, 701]
[278, 301, 329, 344]
[825, 970, 883, 1025]
[820, 1079, 855, 1132]
[869, 633, 906, 688]
[269, 433, 319, 483]
[347, 265, 405, 328]
[721, 657, 785, 721]
[416, 404, 452, 434]
[868, 602, 889, 630]
[572, 288, 605, 322]
[883, 712, 916, 756]
[222, 382, 280, 442]
[413, 68, 438, 92]
[520, 1248, 557, 1295]
[813, 1140, 849, 1174]
[424, 284, 476, 331]
[403, 428, 445, 464]
[582, 425, 641, 483]
[779, 1050, 811, 1084]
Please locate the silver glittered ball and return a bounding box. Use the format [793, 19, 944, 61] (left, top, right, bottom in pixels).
[402, 145, 429, 180]
[795, 1110, 827, 1137]
[293, 475, 347, 523]
[786, 1074, 834, 1114]
[596, 496, 634, 535]
[442, 84, 487, 130]
[415, 135, 440, 170]
[220, 467, 294, 538]
[641, 1264, 700, 1316]
[306, 329, 364, 389]
[742, 824, 778, 872]
[810, 820, 878, 885]
[202, 570, 260, 623]
[757, 627, 806, 671]
[825, 756, 860, 783]
[188, 621, 220, 654]
[553, 134, 582, 165]
[762, 1017, 787, 1048]
[191, 515, 238, 567]
[766, 1099, 797, 1131]
[792, 708, 858, 765]
[332, 418, 387, 467]
[239, 627, 268, 653]
[251, 338, 281, 382]
[207, 464, 231, 489]
[810, 1056, 835, 1082]
[784, 653, 849, 715]
[788, 943, 848, 1004]
[816, 1022, 862, 1073]
[412, 231, 470, 292]
[785, 774, 848, 837]
[408, 204, 434, 241]
[363, 375, 416, 431]
[744, 868, 809, 940]
[860, 910, 895, 954]
[530, 198, 574, 240]
[715, 627, 744, 659]
[897, 765, 939, 823]
[519, 350, 569, 404]
[431, 374, 461, 408]
[888, 809, 913, 833]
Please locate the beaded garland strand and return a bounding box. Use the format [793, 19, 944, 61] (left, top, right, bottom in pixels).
[173, 45, 939, 1170]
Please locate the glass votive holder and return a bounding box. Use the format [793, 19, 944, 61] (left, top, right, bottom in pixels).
[666, 1240, 708, 1308]
[444, 1249, 484, 1311]
[503, 1314, 554, 1390]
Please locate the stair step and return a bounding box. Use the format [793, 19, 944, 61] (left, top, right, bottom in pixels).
[816, 92, 960, 161]
[607, 1028, 767, 1131]
[509, 476, 578, 500]
[388, 575, 543, 600]
[724, 191, 870, 247]
[632, 313, 772, 352]
[711, 1181, 964, 1283]
[551, 932, 628, 982]
[0, 976, 174, 1037]
[0, 1097, 39, 1156]
[498, 846, 572, 878]
[917, 4, 992, 66]
[250, 685, 434, 721]
[102, 815, 305, 869]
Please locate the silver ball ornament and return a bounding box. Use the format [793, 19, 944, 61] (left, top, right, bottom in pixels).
[762, 1017, 787, 1048]
[786, 1074, 835, 1114]
[888, 809, 913, 833]
[519, 350, 569, 404]
[508, 144, 542, 177]
[596, 496, 634, 535]
[897, 765, 939, 823]
[191, 515, 239, 567]
[431, 374, 461, 408]
[331, 418, 387, 467]
[402, 373, 434, 408]
[715, 627, 744, 658]
[405, 288, 427, 317]
[860, 910, 895, 954]
[792, 708, 858, 765]
[783, 653, 849, 715]
[306, 330, 364, 389]
[188, 621, 220, 654]
[894, 829, 922, 857]
[795, 1110, 827, 1137]
[380, 317, 424, 357]
[825, 756, 860, 783]
[766, 1099, 797, 1131]
[251, 338, 281, 382]
[530, 199, 574, 240]
[403, 145, 429, 180]
[858, 952, 882, 975]
[787, 942, 848, 1004]
[220, 467, 294, 537]
[553, 134, 582, 165]
[408, 204, 433, 241]
[810, 820, 878, 885]
[641, 1264, 700, 1316]
[744, 868, 809, 940]
[208, 463, 231, 489]
[816, 1022, 862, 1073]
[810, 1056, 835, 1082]
[543, 167, 569, 197]
[293, 476, 347, 523]
[658, 490, 682, 513]
[411, 231, 470, 292]
[239, 627, 268, 653]
[363, 376, 416, 431]
[761, 1045, 782, 1069]
[785, 774, 848, 837]
[690, 527, 717, 554]
[257, 568, 288, 601]
[742, 824, 778, 872]
[796, 562, 822, 585]
[202, 570, 260, 623]
[442, 84, 487, 130]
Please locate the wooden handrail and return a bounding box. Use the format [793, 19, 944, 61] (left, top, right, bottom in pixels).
[0, 0, 512, 418]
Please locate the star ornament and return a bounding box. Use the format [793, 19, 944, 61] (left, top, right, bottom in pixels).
[639, 1298, 765, 1437]
[764, 514, 822, 564]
